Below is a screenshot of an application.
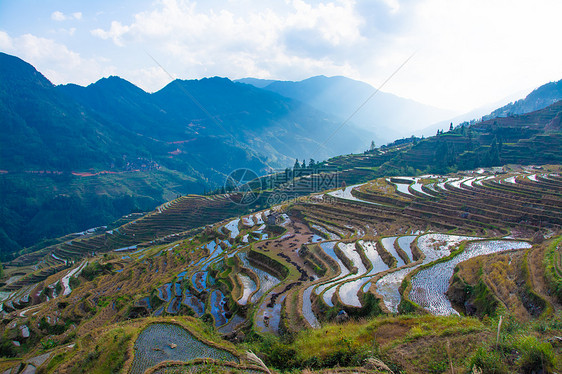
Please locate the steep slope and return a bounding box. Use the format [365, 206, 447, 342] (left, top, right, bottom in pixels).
[318, 99, 562, 176]
[0, 54, 147, 171]
[240, 75, 454, 143]
[0, 164, 560, 374]
[484, 78, 562, 120]
[149, 77, 369, 161]
[0, 55, 259, 254]
[0, 53, 373, 255]
[58, 76, 370, 166]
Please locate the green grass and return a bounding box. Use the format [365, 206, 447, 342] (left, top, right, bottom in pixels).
[544, 235, 562, 302]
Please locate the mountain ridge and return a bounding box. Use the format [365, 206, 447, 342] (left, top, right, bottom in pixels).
[237, 75, 456, 143]
[0, 52, 370, 254]
[483, 78, 562, 121]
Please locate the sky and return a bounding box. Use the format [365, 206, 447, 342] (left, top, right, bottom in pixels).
[0, 0, 561, 113]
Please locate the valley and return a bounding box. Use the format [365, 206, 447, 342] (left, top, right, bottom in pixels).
[0, 162, 560, 373]
[1, 52, 562, 374]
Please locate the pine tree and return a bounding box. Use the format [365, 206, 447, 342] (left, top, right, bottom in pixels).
[489, 137, 500, 166]
[293, 159, 300, 170]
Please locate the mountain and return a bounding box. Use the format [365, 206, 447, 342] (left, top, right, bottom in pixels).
[0, 53, 373, 255]
[0, 55, 144, 172]
[1, 58, 561, 373]
[235, 77, 277, 88]
[418, 79, 562, 140]
[321, 99, 562, 177]
[58, 76, 370, 167]
[238, 75, 455, 144]
[483, 79, 562, 120]
[0, 104, 561, 373]
[414, 88, 534, 138]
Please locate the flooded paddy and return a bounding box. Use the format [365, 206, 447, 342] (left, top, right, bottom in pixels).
[410, 240, 531, 315]
[130, 323, 237, 374]
[237, 273, 257, 305]
[238, 252, 280, 303]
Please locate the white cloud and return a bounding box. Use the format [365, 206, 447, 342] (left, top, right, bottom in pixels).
[122, 66, 173, 93]
[89, 0, 365, 89]
[51, 10, 83, 22]
[91, 21, 130, 46]
[361, 0, 562, 111]
[0, 31, 14, 50]
[8, 0, 560, 111]
[51, 11, 66, 21]
[0, 32, 115, 86]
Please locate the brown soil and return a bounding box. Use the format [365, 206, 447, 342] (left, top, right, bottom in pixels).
[387, 331, 492, 374]
[375, 323, 410, 346]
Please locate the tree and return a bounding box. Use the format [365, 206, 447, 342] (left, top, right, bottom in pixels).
[293, 159, 300, 170]
[449, 122, 453, 131]
[309, 159, 316, 169]
[433, 140, 449, 173]
[370, 140, 376, 152]
[489, 137, 500, 166]
[301, 159, 307, 169]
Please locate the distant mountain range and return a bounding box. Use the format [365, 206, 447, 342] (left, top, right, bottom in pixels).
[0, 51, 560, 257]
[483, 79, 562, 121]
[0, 53, 370, 253]
[237, 75, 455, 144]
[0, 53, 373, 178]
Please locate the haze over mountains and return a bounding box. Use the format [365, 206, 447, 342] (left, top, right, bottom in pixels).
[1, 50, 561, 256]
[483, 79, 562, 120]
[237, 75, 455, 144]
[1, 52, 364, 176]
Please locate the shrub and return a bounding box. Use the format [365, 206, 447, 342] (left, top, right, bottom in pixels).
[81, 261, 111, 281]
[517, 336, 556, 374]
[468, 346, 507, 374]
[0, 339, 17, 358]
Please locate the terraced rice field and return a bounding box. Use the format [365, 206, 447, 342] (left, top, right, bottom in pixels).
[388, 178, 413, 195]
[314, 242, 350, 296]
[237, 252, 280, 303]
[210, 290, 229, 327]
[334, 243, 368, 307]
[237, 274, 257, 305]
[375, 234, 477, 312]
[224, 219, 240, 239]
[411, 178, 432, 197]
[381, 237, 405, 267]
[396, 236, 416, 262]
[255, 294, 286, 334]
[410, 240, 532, 315]
[181, 290, 205, 316]
[302, 284, 320, 328]
[1, 164, 559, 360]
[328, 183, 382, 206]
[130, 323, 238, 374]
